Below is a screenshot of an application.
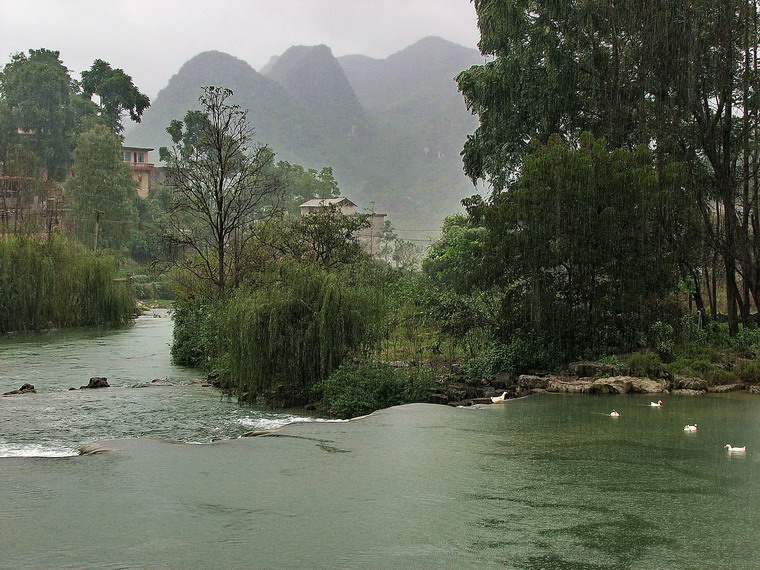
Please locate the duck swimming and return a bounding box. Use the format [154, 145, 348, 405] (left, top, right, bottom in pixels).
[491, 391, 508, 403]
[610, 410, 620, 417]
[650, 400, 664, 407]
[684, 424, 698, 432]
[724, 444, 746, 452]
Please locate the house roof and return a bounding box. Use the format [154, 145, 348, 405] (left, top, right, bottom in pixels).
[299, 197, 357, 208]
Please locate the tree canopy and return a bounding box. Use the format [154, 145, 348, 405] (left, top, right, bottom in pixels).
[0, 49, 76, 179]
[81, 59, 150, 135]
[457, 0, 760, 335]
[0, 49, 148, 180]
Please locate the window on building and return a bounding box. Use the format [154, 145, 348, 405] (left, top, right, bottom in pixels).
[123, 151, 131, 162]
[138, 153, 144, 163]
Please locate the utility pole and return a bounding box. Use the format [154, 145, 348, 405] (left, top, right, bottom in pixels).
[94, 209, 104, 251]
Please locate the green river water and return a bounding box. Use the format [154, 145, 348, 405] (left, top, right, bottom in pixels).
[1, 313, 759, 568]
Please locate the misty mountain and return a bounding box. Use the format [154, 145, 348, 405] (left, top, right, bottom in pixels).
[126, 51, 322, 168]
[126, 37, 482, 235]
[266, 44, 370, 143]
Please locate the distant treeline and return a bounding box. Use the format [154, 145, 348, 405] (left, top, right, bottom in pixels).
[0, 235, 134, 333]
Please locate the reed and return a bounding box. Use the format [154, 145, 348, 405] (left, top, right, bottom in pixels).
[0, 235, 134, 333]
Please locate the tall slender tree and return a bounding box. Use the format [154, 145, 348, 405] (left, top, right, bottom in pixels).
[66, 124, 137, 250]
[160, 86, 285, 298]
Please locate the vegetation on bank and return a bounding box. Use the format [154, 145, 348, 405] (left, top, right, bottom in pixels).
[0, 235, 134, 333]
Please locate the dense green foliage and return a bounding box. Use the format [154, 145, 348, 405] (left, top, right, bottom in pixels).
[467, 134, 678, 361]
[130, 273, 176, 302]
[458, 0, 760, 336]
[274, 161, 340, 214]
[0, 49, 147, 181]
[171, 298, 221, 367]
[221, 263, 384, 406]
[0, 49, 81, 179]
[318, 362, 436, 419]
[0, 235, 134, 333]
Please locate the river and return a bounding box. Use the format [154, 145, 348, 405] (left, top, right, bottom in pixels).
[1, 313, 759, 568]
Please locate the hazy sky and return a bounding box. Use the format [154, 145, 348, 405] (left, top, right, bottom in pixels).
[0, 0, 480, 99]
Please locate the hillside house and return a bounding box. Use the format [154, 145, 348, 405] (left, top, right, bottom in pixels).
[121, 146, 157, 198]
[298, 197, 386, 257]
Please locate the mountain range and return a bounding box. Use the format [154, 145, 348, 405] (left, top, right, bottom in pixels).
[125, 36, 482, 237]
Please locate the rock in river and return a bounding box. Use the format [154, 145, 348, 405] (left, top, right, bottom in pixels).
[80, 377, 110, 389]
[3, 383, 36, 395]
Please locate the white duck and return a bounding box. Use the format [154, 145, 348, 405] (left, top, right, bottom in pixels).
[610, 409, 620, 417]
[684, 424, 698, 432]
[724, 444, 746, 452]
[650, 400, 664, 407]
[491, 391, 508, 403]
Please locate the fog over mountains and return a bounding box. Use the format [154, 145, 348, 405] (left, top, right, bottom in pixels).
[126, 36, 482, 235]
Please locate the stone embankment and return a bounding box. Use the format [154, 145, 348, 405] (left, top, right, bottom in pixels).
[429, 361, 757, 407]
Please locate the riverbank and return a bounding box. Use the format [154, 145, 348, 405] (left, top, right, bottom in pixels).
[429, 360, 760, 407]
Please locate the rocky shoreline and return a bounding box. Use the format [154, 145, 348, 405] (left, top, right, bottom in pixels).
[429, 361, 760, 407]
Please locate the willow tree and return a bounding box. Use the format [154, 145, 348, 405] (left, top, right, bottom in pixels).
[0, 235, 134, 332]
[160, 86, 285, 299]
[222, 263, 384, 406]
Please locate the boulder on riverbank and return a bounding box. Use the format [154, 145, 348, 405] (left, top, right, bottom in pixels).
[707, 383, 746, 393]
[591, 376, 633, 394]
[673, 376, 709, 391]
[518, 374, 551, 390]
[546, 379, 593, 393]
[3, 383, 36, 395]
[80, 377, 110, 389]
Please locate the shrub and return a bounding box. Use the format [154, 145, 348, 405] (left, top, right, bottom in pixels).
[131, 274, 176, 301]
[318, 361, 436, 419]
[733, 360, 760, 384]
[733, 327, 760, 358]
[704, 368, 738, 386]
[171, 299, 221, 368]
[626, 351, 662, 377]
[598, 354, 624, 367]
[648, 320, 675, 359]
[464, 335, 556, 380]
